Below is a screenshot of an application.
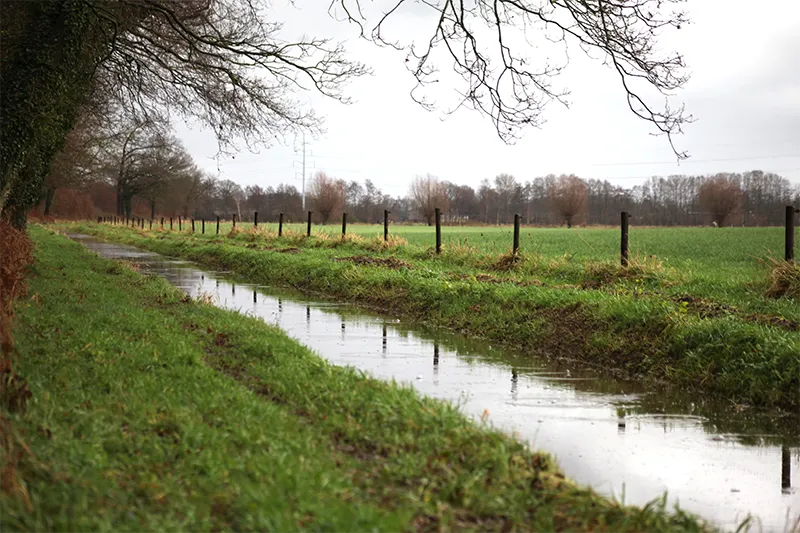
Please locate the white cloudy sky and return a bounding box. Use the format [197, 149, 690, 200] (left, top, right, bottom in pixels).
[176, 0, 800, 197]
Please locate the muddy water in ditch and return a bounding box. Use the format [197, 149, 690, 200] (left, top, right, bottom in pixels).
[70, 234, 799, 531]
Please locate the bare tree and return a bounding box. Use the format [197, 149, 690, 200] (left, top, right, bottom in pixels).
[549, 174, 588, 228]
[699, 175, 742, 227]
[494, 173, 518, 224]
[40, 107, 107, 216]
[309, 171, 345, 224]
[138, 141, 196, 219]
[410, 175, 449, 226]
[334, 0, 691, 152]
[97, 114, 168, 217]
[215, 180, 245, 219]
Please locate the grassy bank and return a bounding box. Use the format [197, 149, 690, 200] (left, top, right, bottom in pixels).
[173, 221, 800, 317]
[64, 223, 800, 411]
[1, 228, 710, 531]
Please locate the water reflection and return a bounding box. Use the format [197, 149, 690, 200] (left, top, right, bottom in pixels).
[68, 233, 800, 532]
[510, 368, 518, 401]
[433, 342, 440, 381]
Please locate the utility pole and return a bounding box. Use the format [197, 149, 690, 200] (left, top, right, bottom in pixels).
[301, 132, 307, 211]
[294, 133, 310, 209]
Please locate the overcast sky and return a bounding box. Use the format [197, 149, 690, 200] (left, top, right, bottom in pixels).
[175, 0, 800, 197]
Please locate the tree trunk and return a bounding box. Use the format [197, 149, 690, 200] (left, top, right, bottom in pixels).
[116, 184, 125, 216]
[0, 1, 103, 228]
[43, 187, 56, 216]
[124, 194, 133, 218]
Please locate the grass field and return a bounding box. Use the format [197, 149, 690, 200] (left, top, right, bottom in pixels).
[179, 220, 795, 263]
[65, 221, 800, 409]
[2, 228, 711, 532]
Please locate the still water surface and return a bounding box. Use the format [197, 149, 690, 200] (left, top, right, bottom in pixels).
[70, 234, 799, 531]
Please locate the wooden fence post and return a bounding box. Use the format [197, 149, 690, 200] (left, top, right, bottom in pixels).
[191, 219, 195, 233]
[202, 219, 205, 234]
[169, 217, 173, 230]
[216, 216, 220, 235]
[179, 218, 182, 231]
[149, 219, 153, 230]
[232, 214, 236, 229]
[435, 208, 442, 254]
[279, 213, 284, 236]
[384, 209, 390, 242]
[342, 212, 347, 236]
[787, 205, 798, 262]
[160, 217, 164, 228]
[621, 211, 630, 267]
[513, 213, 520, 255]
[307, 211, 312, 237]
[254, 211, 258, 228]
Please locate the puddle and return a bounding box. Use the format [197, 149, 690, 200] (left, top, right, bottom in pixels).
[68, 233, 799, 531]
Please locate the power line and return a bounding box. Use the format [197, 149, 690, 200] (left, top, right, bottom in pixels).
[590, 153, 800, 167]
[212, 149, 800, 171]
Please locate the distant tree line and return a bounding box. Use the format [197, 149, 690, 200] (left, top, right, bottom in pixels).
[39, 111, 799, 229]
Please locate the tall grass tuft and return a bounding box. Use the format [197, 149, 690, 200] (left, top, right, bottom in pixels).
[360, 235, 409, 252]
[584, 254, 671, 286]
[764, 259, 800, 299]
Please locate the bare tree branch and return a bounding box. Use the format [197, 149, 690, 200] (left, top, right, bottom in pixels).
[333, 0, 692, 157]
[90, 0, 370, 153]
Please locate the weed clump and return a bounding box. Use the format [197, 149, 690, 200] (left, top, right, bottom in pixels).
[326, 233, 365, 248]
[584, 254, 668, 287]
[360, 235, 408, 252]
[489, 252, 521, 272]
[764, 259, 800, 299]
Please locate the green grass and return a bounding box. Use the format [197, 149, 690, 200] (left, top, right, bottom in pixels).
[63, 222, 800, 410]
[2, 227, 711, 532]
[138, 220, 800, 319]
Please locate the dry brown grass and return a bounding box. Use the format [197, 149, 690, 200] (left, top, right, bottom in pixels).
[489, 252, 522, 272]
[584, 254, 670, 286]
[764, 259, 800, 299]
[360, 235, 408, 252]
[0, 219, 36, 509]
[1, 219, 34, 408]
